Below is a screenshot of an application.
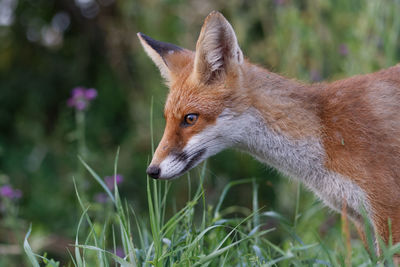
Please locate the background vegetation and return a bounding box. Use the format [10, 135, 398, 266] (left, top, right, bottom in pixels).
[1, 0, 400, 265]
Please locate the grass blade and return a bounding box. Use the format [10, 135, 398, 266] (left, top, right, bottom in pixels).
[23, 224, 41, 267]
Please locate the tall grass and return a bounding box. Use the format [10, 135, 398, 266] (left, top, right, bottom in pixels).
[24, 150, 400, 266]
[24, 153, 271, 266]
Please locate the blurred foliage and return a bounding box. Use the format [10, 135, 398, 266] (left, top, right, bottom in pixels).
[0, 0, 400, 265]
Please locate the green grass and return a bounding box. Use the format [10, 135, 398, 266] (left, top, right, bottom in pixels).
[24, 151, 400, 266]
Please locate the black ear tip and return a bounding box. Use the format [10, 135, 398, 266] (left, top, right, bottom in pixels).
[137, 32, 158, 46]
[137, 32, 150, 41]
[138, 33, 183, 55]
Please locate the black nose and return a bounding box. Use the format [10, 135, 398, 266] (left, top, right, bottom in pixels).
[146, 165, 161, 179]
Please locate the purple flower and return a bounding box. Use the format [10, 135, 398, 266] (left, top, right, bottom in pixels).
[0, 185, 13, 198]
[67, 86, 97, 111]
[94, 193, 109, 203]
[75, 100, 88, 111]
[85, 88, 97, 100]
[338, 44, 349, 56]
[72, 87, 85, 98]
[105, 174, 123, 190]
[115, 247, 125, 258]
[0, 185, 22, 199]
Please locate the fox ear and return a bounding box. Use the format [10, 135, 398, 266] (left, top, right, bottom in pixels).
[137, 33, 190, 83]
[194, 11, 243, 84]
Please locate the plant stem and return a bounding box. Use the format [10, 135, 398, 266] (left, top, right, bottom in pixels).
[76, 109, 87, 187]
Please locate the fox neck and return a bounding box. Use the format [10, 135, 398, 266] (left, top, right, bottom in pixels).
[221, 65, 317, 176]
[225, 63, 322, 172]
[230, 108, 321, 180]
[220, 65, 368, 220]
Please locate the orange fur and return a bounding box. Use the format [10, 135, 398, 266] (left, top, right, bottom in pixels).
[319, 65, 400, 243]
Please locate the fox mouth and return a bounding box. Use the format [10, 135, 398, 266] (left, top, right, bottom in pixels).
[152, 148, 207, 180]
[174, 148, 207, 177]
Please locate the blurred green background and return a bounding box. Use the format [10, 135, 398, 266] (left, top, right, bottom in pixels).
[1, 0, 400, 265]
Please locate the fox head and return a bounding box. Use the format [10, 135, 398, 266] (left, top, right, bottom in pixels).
[138, 11, 247, 179]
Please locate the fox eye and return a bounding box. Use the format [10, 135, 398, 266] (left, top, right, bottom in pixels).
[182, 113, 198, 127]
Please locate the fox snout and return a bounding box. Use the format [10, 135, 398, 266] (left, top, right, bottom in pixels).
[146, 165, 161, 179]
[146, 147, 207, 180]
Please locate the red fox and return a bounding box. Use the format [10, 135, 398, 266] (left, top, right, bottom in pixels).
[138, 11, 400, 253]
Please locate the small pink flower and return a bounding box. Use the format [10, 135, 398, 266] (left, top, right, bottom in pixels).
[67, 86, 97, 111]
[85, 88, 98, 100]
[75, 100, 88, 111]
[0, 185, 22, 199]
[72, 87, 85, 98]
[115, 247, 125, 258]
[0, 185, 13, 198]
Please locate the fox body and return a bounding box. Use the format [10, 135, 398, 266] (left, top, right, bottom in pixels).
[139, 11, 400, 247]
